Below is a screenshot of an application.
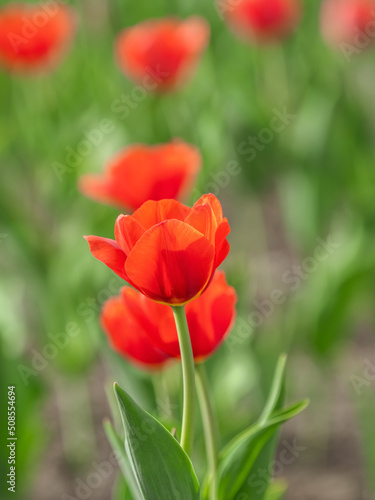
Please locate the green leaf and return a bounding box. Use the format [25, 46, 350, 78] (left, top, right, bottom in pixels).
[258, 354, 287, 425]
[264, 479, 288, 500]
[104, 419, 143, 500]
[231, 428, 279, 500]
[220, 354, 289, 461]
[231, 355, 286, 500]
[216, 355, 308, 500]
[114, 383, 200, 500]
[217, 400, 308, 500]
[267, 400, 309, 425]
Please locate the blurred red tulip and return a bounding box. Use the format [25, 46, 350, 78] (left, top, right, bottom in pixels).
[101, 271, 237, 369]
[85, 194, 230, 305]
[0, 2, 76, 73]
[221, 0, 301, 43]
[115, 16, 210, 91]
[79, 140, 201, 211]
[320, 0, 375, 52]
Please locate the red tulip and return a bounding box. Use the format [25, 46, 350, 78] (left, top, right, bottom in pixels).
[101, 271, 237, 368]
[0, 2, 76, 73]
[320, 0, 375, 51]
[85, 194, 230, 305]
[115, 16, 210, 91]
[221, 0, 301, 43]
[78, 140, 201, 211]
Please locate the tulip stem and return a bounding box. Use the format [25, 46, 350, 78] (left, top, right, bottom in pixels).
[195, 363, 218, 500]
[172, 305, 196, 457]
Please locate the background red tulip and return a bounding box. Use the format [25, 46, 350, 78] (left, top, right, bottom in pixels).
[320, 0, 375, 51]
[115, 16, 210, 91]
[222, 0, 301, 43]
[0, 2, 76, 73]
[101, 271, 237, 369]
[100, 292, 170, 368]
[78, 140, 202, 211]
[85, 194, 230, 305]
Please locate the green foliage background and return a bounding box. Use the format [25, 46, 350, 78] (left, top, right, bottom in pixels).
[1, 0, 375, 498]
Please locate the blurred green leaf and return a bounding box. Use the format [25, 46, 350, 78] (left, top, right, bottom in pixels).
[312, 265, 374, 355]
[216, 355, 307, 500]
[111, 471, 136, 500]
[264, 479, 288, 500]
[104, 420, 143, 500]
[258, 354, 287, 426]
[217, 400, 308, 500]
[114, 383, 200, 500]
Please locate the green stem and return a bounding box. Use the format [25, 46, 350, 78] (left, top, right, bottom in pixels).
[172, 305, 196, 456]
[196, 363, 218, 500]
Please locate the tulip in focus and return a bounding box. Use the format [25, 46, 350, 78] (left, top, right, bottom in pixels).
[320, 0, 375, 55]
[85, 194, 230, 306]
[115, 16, 210, 91]
[101, 271, 237, 369]
[0, 2, 76, 73]
[79, 140, 201, 211]
[220, 0, 301, 43]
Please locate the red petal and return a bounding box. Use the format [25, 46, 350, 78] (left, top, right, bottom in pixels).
[185, 202, 217, 243]
[106, 146, 166, 210]
[114, 214, 145, 255]
[125, 219, 215, 304]
[193, 193, 224, 224]
[78, 175, 112, 205]
[131, 199, 191, 231]
[115, 17, 209, 91]
[84, 235, 127, 280]
[120, 286, 171, 337]
[79, 141, 201, 210]
[188, 194, 230, 268]
[150, 141, 201, 201]
[101, 293, 169, 368]
[215, 218, 231, 267]
[0, 4, 76, 71]
[187, 271, 237, 360]
[226, 0, 301, 43]
[178, 16, 210, 54]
